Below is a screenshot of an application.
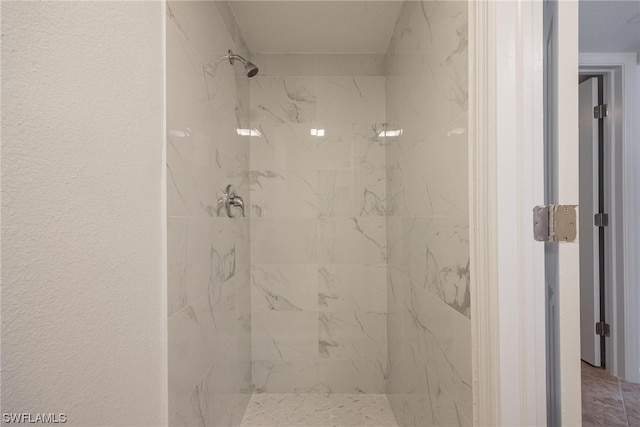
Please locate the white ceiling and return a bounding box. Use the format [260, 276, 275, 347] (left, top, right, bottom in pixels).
[579, 0, 640, 54]
[228, 1, 404, 54]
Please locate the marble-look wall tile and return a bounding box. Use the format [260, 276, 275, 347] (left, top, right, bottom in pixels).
[318, 264, 386, 312]
[385, 1, 470, 426]
[406, 216, 470, 317]
[250, 76, 316, 124]
[251, 218, 317, 264]
[167, 1, 237, 85]
[316, 124, 386, 218]
[403, 283, 471, 405]
[400, 116, 469, 217]
[252, 54, 318, 77]
[252, 360, 322, 393]
[317, 169, 386, 218]
[167, 2, 251, 425]
[183, 217, 240, 309]
[252, 311, 318, 360]
[387, 266, 408, 315]
[319, 312, 386, 360]
[319, 359, 387, 394]
[385, 160, 405, 217]
[168, 216, 188, 316]
[252, 264, 318, 312]
[253, 53, 386, 77]
[212, 2, 238, 46]
[249, 168, 318, 218]
[317, 76, 385, 124]
[386, 215, 408, 273]
[168, 358, 239, 427]
[249, 56, 388, 394]
[250, 124, 317, 172]
[168, 292, 236, 416]
[318, 217, 386, 264]
[317, 54, 386, 76]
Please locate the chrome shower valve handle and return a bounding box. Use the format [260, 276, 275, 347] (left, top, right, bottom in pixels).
[217, 184, 246, 218]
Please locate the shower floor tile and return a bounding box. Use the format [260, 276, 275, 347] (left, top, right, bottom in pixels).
[240, 393, 398, 427]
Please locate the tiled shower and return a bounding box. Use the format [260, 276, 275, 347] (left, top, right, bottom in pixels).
[167, 1, 470, 426]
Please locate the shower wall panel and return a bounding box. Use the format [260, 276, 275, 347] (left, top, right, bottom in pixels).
[167, 2, 251, 426]
[384, 2, 471, 426]
[249, 54, 388, 394]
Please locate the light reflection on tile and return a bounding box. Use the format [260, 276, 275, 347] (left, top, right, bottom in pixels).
[167, 1, 252, 425]
[249, 54, 389, 395]
[385, 1, 471, 426]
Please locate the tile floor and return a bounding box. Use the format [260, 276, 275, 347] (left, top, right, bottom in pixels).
[582, 361, 640, 426]
[240, 393, 398, 427]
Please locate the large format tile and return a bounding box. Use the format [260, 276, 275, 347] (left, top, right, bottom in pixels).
[251, 218, 317, 264]
[317, 76, 385, 124]
[168, 294, 236, 417]
[250, 124, 317, 172]
[385, 2, 471, 423]
[252, 264, 318, 312]
[168, 216, 188, 316]
[405, 216, 470, 317]
[318, 217, 386, 264]
[250, 76, 317, 124]
[581, 367, 630, 427]
[319, 359, 387, 394]
[248, 47, 389, 398]
[400, 115, 469, 217]
[249, 168, 318, 218]
[252, 312, 318, 360]
[167, 1, 251, 424]
[317, 54, 386, 76]
[253, 54, 318, 77]
[319, 311, 386, 360]
[620, 380, 640, 426]
[251, 360, 321, 393]
[318, 264, 386, 312]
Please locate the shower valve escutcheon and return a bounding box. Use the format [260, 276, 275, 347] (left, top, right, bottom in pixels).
[217, 184, 246, 218]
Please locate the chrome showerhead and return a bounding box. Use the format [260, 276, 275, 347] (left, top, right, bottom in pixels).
[228, 49, 259, 78]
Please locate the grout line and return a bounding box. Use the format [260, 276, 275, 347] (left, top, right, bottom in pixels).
[618, 378, 630, 427]
[581, 365, 631, 426]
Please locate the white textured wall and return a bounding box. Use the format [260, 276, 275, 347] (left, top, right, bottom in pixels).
[1, 2, 166, 426]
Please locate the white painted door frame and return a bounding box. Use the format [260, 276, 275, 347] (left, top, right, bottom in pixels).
[579, 52, 640, 384]
[470, 1, 581, 425]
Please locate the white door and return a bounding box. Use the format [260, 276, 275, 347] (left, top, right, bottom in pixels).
[470, 1, 582, 423]
[579, 77, 601, 367]
[544, 0, 582, 425]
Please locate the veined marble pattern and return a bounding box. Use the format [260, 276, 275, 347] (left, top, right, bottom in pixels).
[317, 217, 387, 264]
[252, 360, 322, 394]
[406, 216, 470, 317]
[319, 312, 386, 361]
[240, 394, 398, 427]
[319, 359, 387, 394]
[252, 311, 318, 360]
[167, 1, 252, 425]
[318, 264, 386, 312]
[251, 76, 317, 124]
[385, 1, 471, 426]
[252, 265, 318, 312]
[250, 54, 388, 395]
[317, 77, 385, 124]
